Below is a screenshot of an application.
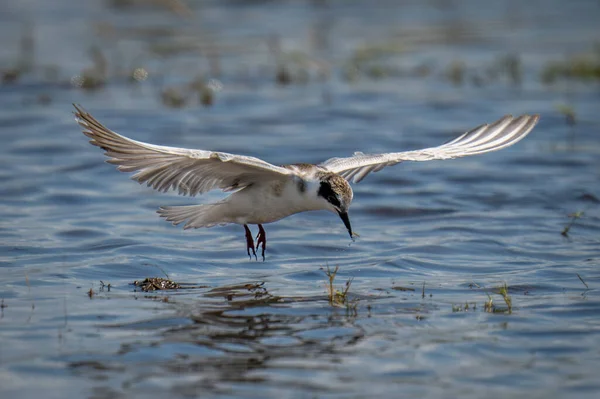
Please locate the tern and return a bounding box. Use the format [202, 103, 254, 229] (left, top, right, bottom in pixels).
[74, 105, 539, 260]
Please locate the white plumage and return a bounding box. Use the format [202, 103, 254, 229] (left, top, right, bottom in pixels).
[74, 104, 539, 259]
[320, 114, 539, 183]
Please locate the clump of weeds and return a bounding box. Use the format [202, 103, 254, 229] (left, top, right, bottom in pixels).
[322, 265, 358, 313]
[454, 282, 513, 314]
[132, 277, 181, 292]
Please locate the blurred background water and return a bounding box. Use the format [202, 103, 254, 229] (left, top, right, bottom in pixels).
[1, 0, 599, 398]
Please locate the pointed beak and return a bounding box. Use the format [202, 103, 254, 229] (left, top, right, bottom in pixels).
[337, 211, 353, 238]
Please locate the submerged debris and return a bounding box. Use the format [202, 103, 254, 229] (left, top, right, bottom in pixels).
[577, 273, 589, 289]
[133, 277, 181, 292]
[99, 280, 111, 292]
[391, 286, 415, 292]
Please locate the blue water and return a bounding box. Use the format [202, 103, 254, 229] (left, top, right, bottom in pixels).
[1, 0, 600, 398]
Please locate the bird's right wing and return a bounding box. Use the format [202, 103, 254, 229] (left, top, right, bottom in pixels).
[320, 114, 539, 183]
[74, 104, 294, 196]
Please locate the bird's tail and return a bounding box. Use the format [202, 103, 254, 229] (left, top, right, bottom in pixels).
[157, 203, 230, 229]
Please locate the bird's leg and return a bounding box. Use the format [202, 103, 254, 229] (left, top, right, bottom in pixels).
[255, 224, 267, 261]
[243, 225, 257, 260]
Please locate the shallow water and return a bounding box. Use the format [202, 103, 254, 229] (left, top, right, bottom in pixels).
[1, 0, 600, 398]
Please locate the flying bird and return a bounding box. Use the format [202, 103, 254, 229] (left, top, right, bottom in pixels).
[74, 104, 539, 260]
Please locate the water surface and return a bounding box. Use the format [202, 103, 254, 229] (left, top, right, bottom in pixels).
[1, 1, 600, 398]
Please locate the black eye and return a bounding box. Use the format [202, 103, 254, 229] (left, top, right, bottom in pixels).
[327, 195, 340, 208]
[318, 182, 341, 208]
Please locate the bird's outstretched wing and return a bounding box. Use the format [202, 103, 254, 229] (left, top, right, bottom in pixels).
[320, 114, 539, 183]
[74, 104, 293, 196]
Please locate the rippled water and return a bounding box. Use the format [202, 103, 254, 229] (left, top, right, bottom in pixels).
[1, 1, 600, 398]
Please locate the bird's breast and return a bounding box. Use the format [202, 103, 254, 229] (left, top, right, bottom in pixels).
[227, 179, 324, 224]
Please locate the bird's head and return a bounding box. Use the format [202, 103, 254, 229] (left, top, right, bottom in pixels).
[317, 174, 354, 238]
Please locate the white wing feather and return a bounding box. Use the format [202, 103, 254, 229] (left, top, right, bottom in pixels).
[320, 114, 539, 183]
[74, 105, 293, 196]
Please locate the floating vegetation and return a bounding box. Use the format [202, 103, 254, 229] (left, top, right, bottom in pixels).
[541, 50, 600, 84]
[496, 53, 522, 86]
[556, 104, 577, 126]
[2, 69, 20, 84]
[199, 86, 214, 106]
[483, 293, 493, 313]
[133, 277, 181, 292]
[562, 211, 584, 236]
[70, 46, 109, 91]
[349, 41, 404, 71]
[70, 71, 105, 90]
[2, 13, 584, 111]
[188, 77, 221, 107]
[339, 39, 405, 82]
[453, 283, 512, 314]
[391, 285, 415, 292]
[322, 266, 358, 313]
[1, 23, 34, 84]
[497, 283, 512, 314]
[160, 87, 187, 108]
[452, 302, 477, 312]
[446, 60, 466, 86]
[481, 283, 513, 314]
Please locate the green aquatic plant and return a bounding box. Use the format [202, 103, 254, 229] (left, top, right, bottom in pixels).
[562, 211, 584, 236]
[322, 266, 358, 311]
[498, 283, 512, 314]
[483, 283, 512, 314]
[541, 52, 600, 84]
[453, 283, 512, 314]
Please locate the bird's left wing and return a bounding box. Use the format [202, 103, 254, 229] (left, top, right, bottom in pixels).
[320, 114, 539, 183]
[74, 104, 294, 196]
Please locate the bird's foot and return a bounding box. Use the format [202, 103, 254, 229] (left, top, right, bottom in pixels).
[243, 225, 257, 260]
[255, 224, 267, 261]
